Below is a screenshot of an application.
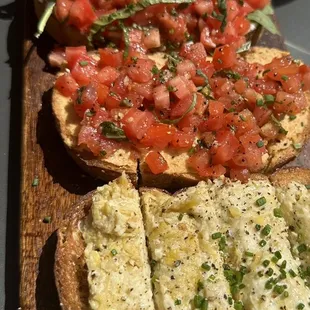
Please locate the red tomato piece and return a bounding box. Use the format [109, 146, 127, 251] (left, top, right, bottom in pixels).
[170, 94, 193, 119]
[199, 117, 224, 132]
[127, 59, 154, 83]
[55, 0, 73, 22]
[303, 72, 310, 91]
[210, 130, 239, 165]
[153, 84, 170, 110]
[200, 27, 216, 49]
[230, 168, 250, 183]
[131, 81, 154, 101]
[143, 28, 161, 49]
[233, 16, 251, 36]
[193, 0, 214, 16]
[167, 76, 191, 100]
[73, 84, 99, 118]
[187, 149, 211, 174]
[99, 48, 123, 68]
[234, 79, 248, 94]
[71, 58, 98, 86]
[65, 46, 87, 70]
[55, 73, 79, 97]
[209, 100, 225, 116]
[96, 84, 109, 105]
[171, 131, 195, 149]
[97, 66, 120, 86]
[140, 124, 175, 150]
[213, 45, 237, 70]
[67, 0, 97, 31]
[178, 114, 203, 132]
[121, 108, 155, 140]
[145, 151, 168, 174]
[253, 106, 272, 127]
[181, 42, 208, 65]
[176, 60, 196, 79]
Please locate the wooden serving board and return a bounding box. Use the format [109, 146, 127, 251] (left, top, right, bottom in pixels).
[19, 2, 310, 309]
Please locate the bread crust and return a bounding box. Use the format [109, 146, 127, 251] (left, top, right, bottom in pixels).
[270, 167, 310, 187]
[54, 192, 93, 310]
[52, 47, 310, 189]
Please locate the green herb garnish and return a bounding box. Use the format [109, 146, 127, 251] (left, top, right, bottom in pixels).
[100, 121, 127, 140]
[256, 196, 266, 207]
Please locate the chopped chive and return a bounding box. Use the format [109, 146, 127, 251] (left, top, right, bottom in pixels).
[178, 213, 184, 221]
[283, 291, 289, 298]
[289, 269, 297, 277]
[208, 274, 216, 282]
[256, 197, 267, 207]
[234, 301, 244, 310]
[174, 299, 181, 305]
[266, 268, 274, 276]
[281, 75, 289, 81]
[201, 299, 208, 310]
[305, 184, 310, 189]
[273, 284, 285, 295]
[219, 236, 227, 251]
[297, 303, 305, 310]
[279, 269, 287, 279]
[274, 251, 282, 259]
[256, 140, 264, 148]
[255, 224, 261, 231]
[262, 260, 270, 267]
[273, 208, 283, 218]
[257, 270, 264, 277]
[297, 244, 307, 253]
[43, 216, 51, 223]
[32, 176, 39, 187]
[197, 280, 204, 291]
[193, 295, 204, 307]
[289, 115, 297, 120]
[256, 98, 264, 107]
[259, 240, 267, 247]
[79, 60, 88, 67]
[245, 251, 254, 257]
[111, 249, 117, 256]
[264, 94, 275, 104]
[280, 260, 287, 270]
[265, 278, 274, 289]
[271, 256, 279, 264]
[261, 224, 271, 236]
[212, 232, 222, 239]
[201, 263, 211, 271]
[151, 65, 159, 74]
[293, 143, 302, 150]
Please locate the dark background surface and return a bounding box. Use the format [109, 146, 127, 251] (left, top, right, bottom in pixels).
[0, 0, 309, 308]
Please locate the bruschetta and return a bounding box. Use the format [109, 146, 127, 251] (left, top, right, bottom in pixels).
[51, 45, 310, 188]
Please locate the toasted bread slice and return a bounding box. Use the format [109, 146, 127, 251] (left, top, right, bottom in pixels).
[52, 47, 310, 189]
[55, 174, 154, 310]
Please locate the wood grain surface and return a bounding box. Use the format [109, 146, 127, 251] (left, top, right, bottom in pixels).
[19, 3, 310, 309]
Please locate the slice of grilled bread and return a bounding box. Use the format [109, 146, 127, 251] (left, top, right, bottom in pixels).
[52, 47, 310, 189]
[55, 168, 310, 309]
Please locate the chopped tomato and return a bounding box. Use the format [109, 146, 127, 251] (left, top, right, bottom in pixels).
[210, 130, 239, 164]
[55, 0, 73, 22]
[178, 114, 203, 132]
[65, 46, 87, 70]
[96, 84, 109, 105]
[99, 48, 123, 68]
[73, 84, 99, 118]
[177, 60, 196, 79]
[145, 151, 168, 174]
[153, 84, 170, 110]
[67, 0, 97, 31]
[131, 81, 154, 101]
[143, 28, 161, 49]
[230, 168, 250, 183]
[171, 131, 195, 149]
[127, 59, 154, 83]
[55, 74, 79, 97]
[181, 42, 208, 65]
[98, 66, 120, 86]
[253, 106, 272, 127]
[170, 94, 194, 119]
[213, 45, 237, 70]
[233, 16, 251, 36]
[168, 76, 191, 100]
[193, 0, 214, 16]
[71, 59, 98, 86]
[140, 124, 175, 150]
[121, 108, 154, 140]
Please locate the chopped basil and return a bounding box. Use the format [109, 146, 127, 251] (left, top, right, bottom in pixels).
[43, 216, 51, 223]
[86, 109, 96, 117]
[239, 115, 246, 121]
[79, 61, 89, 67]
[273, 208, 283, 218]
[151, 65, 159, 74]
[256, 196, 266, 206]
[281, 75, 289, 81]
[217, 0, 227, 32]
[289, 115, 297, 120]
[174, 299, 181, 305]
[100, 121, 127, 140]
[111, 249, 118, 256]
[35, 1, 56, 39]
[256, 98, 264, 107]
[120, 98, 133, 107]
[273, 284, 285, 295]
[161, 93, 197, 124]
[236, 41, 251, 54]
[271, 115, 287, 135]
[76, 86, 86, 105]
[196, 69, 210, 86]
[32, 176, 39, 187]
[262, 69, 271, 75]
[119, 21, 130, 59]
[247, 8, 279, 35]
[89, 0, 193, 42]
[197, 280, 204, 291]
[188, 147, 196, 155]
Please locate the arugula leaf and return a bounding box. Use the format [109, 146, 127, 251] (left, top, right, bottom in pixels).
[35, 1, 56, 39]
[236, 41, 251, 53]
[100, 122, 127, 140]
[89, 0, 193, 43]
[160, 93, 197, 124]
[247, 8, 279, 35]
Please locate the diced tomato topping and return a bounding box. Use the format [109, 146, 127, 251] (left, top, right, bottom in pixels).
[230, 168, 250, 183]
[143, 28, 161, 49]
[213, 45, 237, 70]
[98, 66, 120, 86]
[99, 48, 123, 68]
[55, 74, 79, 97]
[127, 59, 154, 83]
[153, 84, 170, 110]
[145, 151, 168, 174]
[177, 60, 196, 79]
[168, 76, 191, 100]
[121, 108, 154, 140]
[65, 46, 87, 70]
[73, 84, 99, 118]
[171, 131, 195, 149]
